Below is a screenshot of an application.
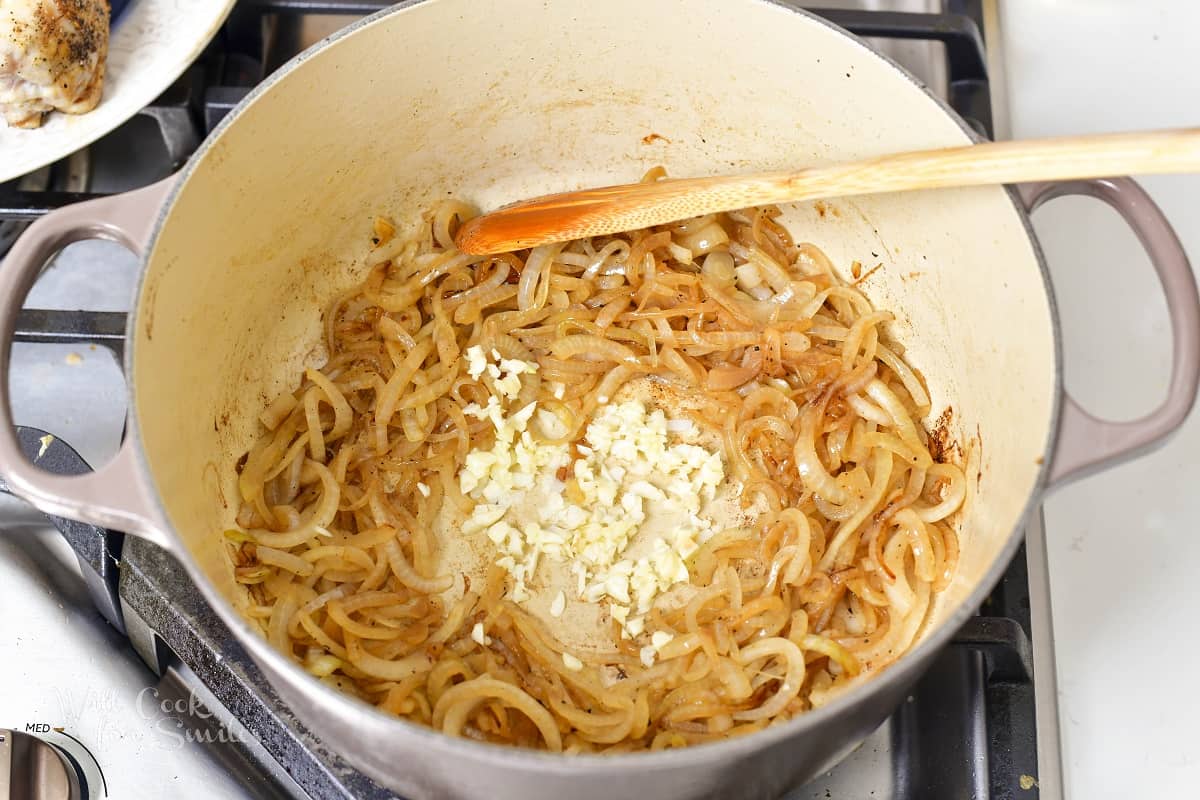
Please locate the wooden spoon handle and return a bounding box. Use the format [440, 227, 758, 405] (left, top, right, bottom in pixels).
[456, 127, 1200, 255]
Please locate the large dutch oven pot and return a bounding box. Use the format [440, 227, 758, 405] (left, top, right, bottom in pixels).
[1, 2, 1197, 798]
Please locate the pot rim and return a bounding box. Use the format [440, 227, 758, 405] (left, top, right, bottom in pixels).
[123, 0, 1062, 775]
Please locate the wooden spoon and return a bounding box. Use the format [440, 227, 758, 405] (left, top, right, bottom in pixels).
[455, 128, 1200, 255]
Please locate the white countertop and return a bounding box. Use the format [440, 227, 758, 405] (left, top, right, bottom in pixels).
[998, 2, 1200, 797]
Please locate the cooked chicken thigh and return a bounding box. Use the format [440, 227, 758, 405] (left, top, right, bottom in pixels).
[1, 0, 109, 129]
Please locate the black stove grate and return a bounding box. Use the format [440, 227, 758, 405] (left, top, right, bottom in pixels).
[0, 3, 1045, 798]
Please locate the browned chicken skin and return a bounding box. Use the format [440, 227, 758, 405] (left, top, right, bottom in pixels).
[1, 0, 109, 129]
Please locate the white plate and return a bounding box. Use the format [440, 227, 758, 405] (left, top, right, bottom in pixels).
[0, 0, 237, 184]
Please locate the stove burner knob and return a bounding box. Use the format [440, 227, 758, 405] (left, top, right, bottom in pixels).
[0, 729, 86, 800]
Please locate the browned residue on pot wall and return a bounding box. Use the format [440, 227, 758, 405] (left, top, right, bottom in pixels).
[928, 405, 961, 464]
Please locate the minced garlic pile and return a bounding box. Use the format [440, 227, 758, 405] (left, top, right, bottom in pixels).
[457, 346, 725, 663]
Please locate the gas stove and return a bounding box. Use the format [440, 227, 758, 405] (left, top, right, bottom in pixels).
[0, 2, 1062, 799]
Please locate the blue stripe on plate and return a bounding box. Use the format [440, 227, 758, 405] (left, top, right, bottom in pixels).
[111, 0, 133, 26]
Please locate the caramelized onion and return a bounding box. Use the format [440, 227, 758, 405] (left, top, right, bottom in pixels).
[223, 188, 965, 754]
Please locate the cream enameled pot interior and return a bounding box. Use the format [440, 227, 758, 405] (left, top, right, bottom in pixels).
[133, 0, 1054, 706]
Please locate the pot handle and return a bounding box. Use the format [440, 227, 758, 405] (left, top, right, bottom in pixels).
[1020, 178, 1200, 490]
[0, 178, 178, 551]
